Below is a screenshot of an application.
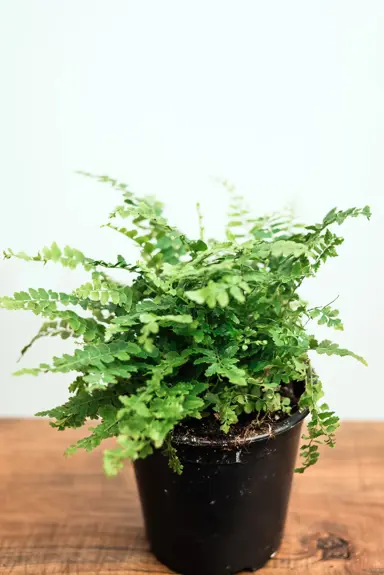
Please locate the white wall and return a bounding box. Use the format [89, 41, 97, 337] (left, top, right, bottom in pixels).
[0, 0, 383, 418]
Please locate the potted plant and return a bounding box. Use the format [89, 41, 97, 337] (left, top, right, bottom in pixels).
[1, 174, 370, 575]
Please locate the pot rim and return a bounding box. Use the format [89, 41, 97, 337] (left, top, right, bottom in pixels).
[172, 407, 309, 448]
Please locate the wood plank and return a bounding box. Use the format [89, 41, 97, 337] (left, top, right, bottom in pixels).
[0, 420, 383, 574]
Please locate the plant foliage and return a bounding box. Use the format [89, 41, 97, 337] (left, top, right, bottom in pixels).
[1, 174, 370, 474]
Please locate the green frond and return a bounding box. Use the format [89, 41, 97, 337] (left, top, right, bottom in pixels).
[3, 244, 135, 272]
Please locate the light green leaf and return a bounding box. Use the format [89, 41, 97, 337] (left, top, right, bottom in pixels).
[312, 338, 367, 366]
[185, 289, 205, 304]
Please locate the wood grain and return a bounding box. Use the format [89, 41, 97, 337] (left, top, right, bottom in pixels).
[0, 420, 383, 574]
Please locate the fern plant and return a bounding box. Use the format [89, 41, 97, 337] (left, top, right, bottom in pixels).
[1, 174, 370, 474]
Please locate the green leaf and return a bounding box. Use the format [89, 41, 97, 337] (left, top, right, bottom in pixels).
[217, 290, 229, 308]
[229, 285, 245, 303]
[220, 366, 247, 386]
[185, 289, 205, 304]
[140, 313, 156, 324]
[270, 240, 309, 257]
[312, 338, 367, 366]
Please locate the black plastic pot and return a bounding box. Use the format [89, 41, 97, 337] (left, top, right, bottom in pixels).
[134, 408, 308, 575]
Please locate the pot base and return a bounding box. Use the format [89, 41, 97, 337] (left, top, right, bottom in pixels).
[151, 545, 279, 575]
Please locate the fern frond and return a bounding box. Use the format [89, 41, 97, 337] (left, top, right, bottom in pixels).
[1, 173, 371, 476]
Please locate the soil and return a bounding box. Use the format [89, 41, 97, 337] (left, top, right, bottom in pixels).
[173, 380, 305, 445]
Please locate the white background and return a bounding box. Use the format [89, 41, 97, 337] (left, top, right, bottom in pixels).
[0, 1, 383, 418]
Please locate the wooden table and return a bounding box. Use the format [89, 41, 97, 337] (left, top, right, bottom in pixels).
[0, 420, 383, 574]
